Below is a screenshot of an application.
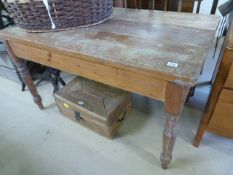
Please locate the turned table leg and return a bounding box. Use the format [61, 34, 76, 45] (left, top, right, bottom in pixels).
[4, 41, 44, 110]
[160, 81, 190, 169]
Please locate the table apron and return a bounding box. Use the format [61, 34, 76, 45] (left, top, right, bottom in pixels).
[9, 40, 167, 102]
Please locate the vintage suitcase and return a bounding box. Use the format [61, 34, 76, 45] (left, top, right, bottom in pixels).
[54, 77, 132, 138]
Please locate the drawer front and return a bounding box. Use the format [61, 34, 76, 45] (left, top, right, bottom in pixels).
[9, 41, 167, 101]
[224, 63, 233, 90]
[208, 89, 233, 138]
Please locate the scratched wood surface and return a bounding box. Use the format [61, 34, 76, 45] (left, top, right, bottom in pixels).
[0, 8, 219, 84]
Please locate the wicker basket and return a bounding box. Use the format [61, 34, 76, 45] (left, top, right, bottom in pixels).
[3, 0, 113, 32]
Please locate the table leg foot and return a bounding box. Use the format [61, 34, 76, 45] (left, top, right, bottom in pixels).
[33, 95, 44, 110]
[161, 153, 171, 169]
[193, 123, 206, 147]
[160, 114, 177, 169]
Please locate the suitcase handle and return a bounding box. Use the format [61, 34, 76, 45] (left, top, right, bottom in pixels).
[75, 111, 83, 121]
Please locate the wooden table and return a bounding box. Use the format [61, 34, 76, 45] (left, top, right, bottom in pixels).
[0, 8, 219, 169]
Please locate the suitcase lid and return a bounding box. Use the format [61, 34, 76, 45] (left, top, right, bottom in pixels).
[55, 77, 131, 122]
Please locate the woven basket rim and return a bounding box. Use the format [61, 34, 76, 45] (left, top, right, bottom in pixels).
[4, 0, 113, 32]
[23, 15, 112, 33]
[5, 0, 43, 3]
[5, 0, 112, 3]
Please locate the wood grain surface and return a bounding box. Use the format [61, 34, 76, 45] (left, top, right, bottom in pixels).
[0, 8, 219, 85]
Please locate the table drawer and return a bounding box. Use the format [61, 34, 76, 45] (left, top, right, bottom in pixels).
[208, 89, 233, 138]
[224, 63, 233, 90]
